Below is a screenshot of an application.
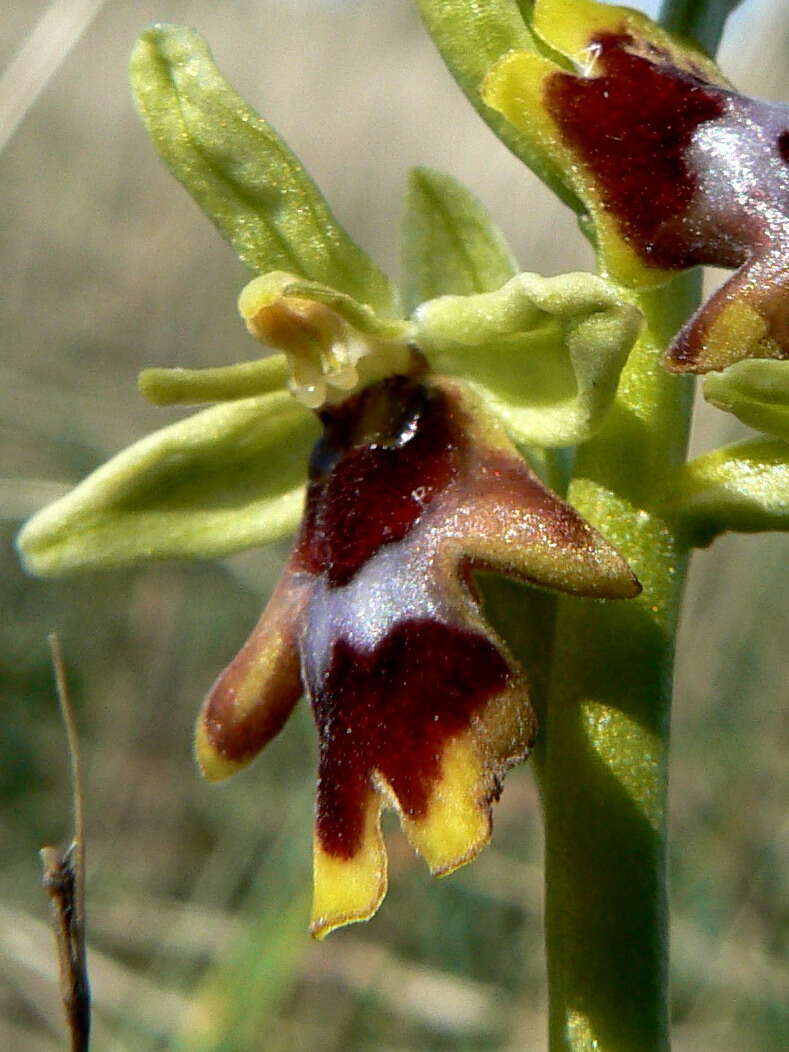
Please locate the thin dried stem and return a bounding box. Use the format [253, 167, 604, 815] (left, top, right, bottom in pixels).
[40, 634, 90, 1052]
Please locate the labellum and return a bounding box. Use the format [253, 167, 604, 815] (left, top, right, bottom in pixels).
[197, 367, 639, 936]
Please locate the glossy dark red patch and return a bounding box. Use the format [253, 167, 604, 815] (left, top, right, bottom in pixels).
[312, 619, 510, 859]
[296, 377, 459, 586]
[778, 129, 789, 165]
[545, 33, 724, 268]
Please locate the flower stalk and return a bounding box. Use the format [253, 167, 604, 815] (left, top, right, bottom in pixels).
[531, 5, 742, 1047]
[539, 273, 699, 1051]
[659, 0, 743, 53]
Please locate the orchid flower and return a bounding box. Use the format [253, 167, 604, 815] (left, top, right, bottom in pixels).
[418, 0, 789, 375]
[16, 25, 643, 937]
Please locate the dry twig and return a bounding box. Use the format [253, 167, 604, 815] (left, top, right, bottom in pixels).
[40, 633, 90, 1051]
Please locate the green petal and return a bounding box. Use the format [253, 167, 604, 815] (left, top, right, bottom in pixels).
[401, 167, 518, 312]
[139, 354, 289, 406]
[667, 438, 789, 546]
[413, 0, 580, 210]
[130, 25, 398, 316]
[17, 392, 319, 575]
[414, 272, 641, 447]
[703, 360, 789, 440]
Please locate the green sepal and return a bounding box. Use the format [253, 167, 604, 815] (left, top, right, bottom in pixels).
[666, 438, 789, 546]
[413, 1, 580, 210]
[414, 272, 642, 447]
[703, 359, 789, 440]
[401, 167, 518, 312]
[16, 392, 319, 575]
[140, 354, 289, 406]
[130, 25, 398, 316]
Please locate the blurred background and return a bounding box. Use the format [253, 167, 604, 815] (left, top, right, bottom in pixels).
[1, 1, 787, 1049]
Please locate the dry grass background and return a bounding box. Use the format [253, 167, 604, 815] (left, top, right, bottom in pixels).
[1, 1, 787, 1049]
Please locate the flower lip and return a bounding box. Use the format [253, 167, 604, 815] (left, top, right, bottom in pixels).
[312, 618, 512, 861]
[483, 4, 789, 373]
[197, 373, 640, 935]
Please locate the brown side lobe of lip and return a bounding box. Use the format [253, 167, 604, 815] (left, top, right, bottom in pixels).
[201, 577, 309, 765]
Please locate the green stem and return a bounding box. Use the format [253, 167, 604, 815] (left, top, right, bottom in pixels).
[658, 0, 743, 54]
[536, 3, 737, 1043]
[540, 271, 700, 1051]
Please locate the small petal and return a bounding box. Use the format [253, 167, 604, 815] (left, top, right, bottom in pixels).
[139, 354, 288, 406]
[17, 391, 318, 575]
